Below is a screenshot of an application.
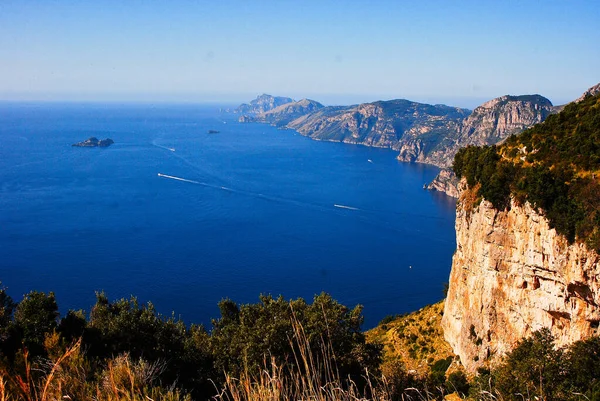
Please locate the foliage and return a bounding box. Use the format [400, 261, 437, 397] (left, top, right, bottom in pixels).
[0, 290, 381, 400]
[492, 328, 564, 400]
[453, 94, 600, 251]
[210, 293, 382, 383]
[12, 292, 59, 357]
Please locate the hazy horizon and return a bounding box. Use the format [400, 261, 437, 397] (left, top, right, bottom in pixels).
[1, 1, 598, 108]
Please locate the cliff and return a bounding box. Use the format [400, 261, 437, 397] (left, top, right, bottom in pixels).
[251, 98, 324, 127]
[442, 91, 600, 373]
[234, 94, 555, 175]
[425, 169, 460, 198]
[426, 95, 557, 197]
[287, 99, 469, 152]
[424, 95, 557, 168]
[442, 196, 600, 373]
[235, 94, 294, 115]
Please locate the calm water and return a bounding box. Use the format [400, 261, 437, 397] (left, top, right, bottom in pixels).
[0, 102, 456, 328]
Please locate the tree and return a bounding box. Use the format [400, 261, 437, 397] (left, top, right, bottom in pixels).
[13, 291, 59, 356]
[493, 329, 565, 400]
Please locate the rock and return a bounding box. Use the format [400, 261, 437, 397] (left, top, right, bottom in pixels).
[426, 169, 460, 198]
[423, 95, 557, 168]
[238, 115, 255, 123]
[253, 98, 324, 127]
[72, 137, 114, 147]
[287, 100, 469, 152]
[234, 94, 294, 115]
[575, 82, 600, 103]
[442, 192, 600, 374]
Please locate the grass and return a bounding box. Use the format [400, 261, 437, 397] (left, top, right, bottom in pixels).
[366, 301, 459, 378]
[0, 311, 450, 401]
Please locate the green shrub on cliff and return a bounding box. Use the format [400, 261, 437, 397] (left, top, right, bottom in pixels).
[453, 93, 600, 251]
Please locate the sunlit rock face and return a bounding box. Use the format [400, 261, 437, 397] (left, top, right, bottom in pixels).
[442, 196, 600, 373]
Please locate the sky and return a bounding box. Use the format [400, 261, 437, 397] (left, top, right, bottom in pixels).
[0, 0, 598, 108]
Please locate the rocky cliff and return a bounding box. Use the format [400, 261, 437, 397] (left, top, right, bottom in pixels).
[442, 196, 600, 373]
[235, 94, 294, 115]
[423, 95, 557, 168]
[288, 100, 469, 152]
[425, 95, 557, 198]
[250, 98, 324, 127]
[425, 169, 460, 198]
[234, 94, 555, 175]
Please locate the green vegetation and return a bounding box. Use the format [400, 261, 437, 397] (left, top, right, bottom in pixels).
[3, 286, 600, 400]
[0, 287, 381, 400]
[475, 329, 600, 401]
[453, 93, 600, 251]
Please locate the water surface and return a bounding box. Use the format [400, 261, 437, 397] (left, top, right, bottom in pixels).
[0, 102, 456, 328]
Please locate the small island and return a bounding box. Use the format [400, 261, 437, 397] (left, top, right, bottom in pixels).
[72, 137, 114, 147]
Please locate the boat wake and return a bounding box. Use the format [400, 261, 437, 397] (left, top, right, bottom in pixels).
[157, 173, 200, 184]
[334, 204, 360, 211]
[156, 172, 452, 244]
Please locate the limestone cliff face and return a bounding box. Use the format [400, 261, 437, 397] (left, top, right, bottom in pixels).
[287, 100, 469, 151]
[426, 95, 557, 197]
[442, 195, 600, 373]
[426, 95, 557, 168]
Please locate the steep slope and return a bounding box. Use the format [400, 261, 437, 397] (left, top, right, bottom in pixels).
[442, 93, 600, 373]
[235, 94, 294, 115]
[287, 100, 470, 152]
[251, 98, 325, 127]
[426, 95, 558, 197]
[425, 95, 557, 168]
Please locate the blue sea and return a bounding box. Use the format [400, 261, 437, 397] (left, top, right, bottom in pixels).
[0, 102, 456, 328]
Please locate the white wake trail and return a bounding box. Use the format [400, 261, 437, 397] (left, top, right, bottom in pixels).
[157, 173, 200, 184]
[334, 204, 360, 211]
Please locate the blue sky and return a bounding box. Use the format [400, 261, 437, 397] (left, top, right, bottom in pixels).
[0, 0, 598, 108]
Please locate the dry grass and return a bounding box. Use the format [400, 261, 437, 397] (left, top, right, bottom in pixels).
[0, 337, 189, 401]
[214, 311, 445, 401]
[366, 301, 459, 379]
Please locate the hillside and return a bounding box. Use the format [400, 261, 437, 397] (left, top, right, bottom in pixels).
[453, 92, 600, 250]
[235, 93, 558, 185]
[444, 92, 600, 374]
[367, 301, 458, 378]
[235, 94, 294, 115]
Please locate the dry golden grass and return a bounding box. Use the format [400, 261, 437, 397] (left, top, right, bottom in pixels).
[0, 338, 189, 401]
[366, 301, 459, 379]
[214, 311, 446, 401]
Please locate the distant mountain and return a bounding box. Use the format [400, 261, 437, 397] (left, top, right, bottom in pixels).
[235, 94, 294, 115]
[429, 85, 598, 197]
[288, 100, 470, 152]
[233, 84, 597, 198]
[251, 98, 325, 127]
[414, 95, 557, 168]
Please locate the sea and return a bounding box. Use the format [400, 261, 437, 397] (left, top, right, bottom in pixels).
[0, 102, 456, 329]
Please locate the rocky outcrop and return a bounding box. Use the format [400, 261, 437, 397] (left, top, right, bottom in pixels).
[425, 95, 557, 168]
[575, 82, 600, 103]
[442, 195, 600, 373]
[253, 99, 324, 127]
[426, 95, 557, 197]
[72, 137, 114, 147]
[235, 94, 294, 115]
[425, 169, 460, 198]
[287, 100, 469, 152]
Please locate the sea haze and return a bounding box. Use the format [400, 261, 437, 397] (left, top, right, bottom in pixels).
[0, 102, 456, 328]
